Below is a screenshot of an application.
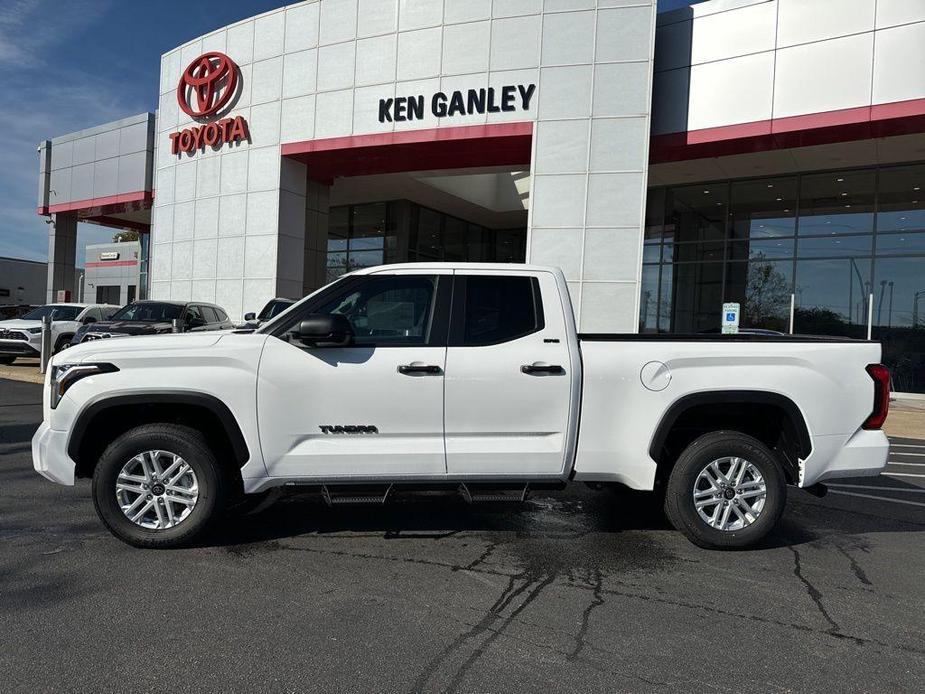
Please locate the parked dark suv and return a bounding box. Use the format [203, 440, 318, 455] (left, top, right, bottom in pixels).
[70, 300, 234, 345]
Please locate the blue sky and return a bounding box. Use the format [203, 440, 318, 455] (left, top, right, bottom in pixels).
[0, 0, 697, 266]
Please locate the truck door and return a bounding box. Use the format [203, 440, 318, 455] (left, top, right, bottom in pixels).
[257, 270, 451, 479]
[443, 270, 577, 477]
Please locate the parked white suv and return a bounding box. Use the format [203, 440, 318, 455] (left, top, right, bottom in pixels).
[32, 264, 890, 550]
[0, 303, 120, 363]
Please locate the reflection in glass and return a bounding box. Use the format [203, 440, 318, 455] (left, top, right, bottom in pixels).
[639, 265, 659, 333]
[725, 258, 793, 332]
[730, 177, 797, 239]
[727, 238, 795, 261]
[798, 170, 875, 235]
[876, 232, 925, 255]
[872, 257, 925, 392]
[794, 258, 871, 337]
[796, 235, 873, 258]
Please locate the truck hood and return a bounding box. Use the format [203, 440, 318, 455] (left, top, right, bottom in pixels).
[57, 332, 226, 364]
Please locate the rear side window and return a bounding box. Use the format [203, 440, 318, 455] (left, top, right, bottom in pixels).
[214, 307, 229, 322]
[201, 306, 220, 323]
[455, 276, 544, 346]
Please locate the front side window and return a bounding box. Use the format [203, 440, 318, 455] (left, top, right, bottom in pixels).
[22, 305, 81, 321]
[457, 276, 544, 346]
[297, 275, 438, 347]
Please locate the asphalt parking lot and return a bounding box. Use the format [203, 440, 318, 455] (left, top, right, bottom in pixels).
[2, 378, 924, 693]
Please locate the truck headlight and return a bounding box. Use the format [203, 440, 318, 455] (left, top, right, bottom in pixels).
[50, 363, 119, 409]
[27, 327, 43, 334]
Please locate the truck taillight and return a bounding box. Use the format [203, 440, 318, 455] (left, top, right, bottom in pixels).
[862, 363, 890, 430]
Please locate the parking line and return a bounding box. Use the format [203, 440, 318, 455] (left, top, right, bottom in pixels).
[890, 444, 925, 449]
[883, 472, 925, 478]
[828, 483, 925, 494]
[888, 461, 925, 467]
[887, 451, 925, 457]
[828, 490, 925, 508]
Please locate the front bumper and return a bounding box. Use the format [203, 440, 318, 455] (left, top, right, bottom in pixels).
[0, 339, 39, 356]
[802, 428, 890, 487]
[32, 421, 75, 486]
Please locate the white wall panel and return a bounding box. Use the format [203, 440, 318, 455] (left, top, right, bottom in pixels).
[873, 21, 925, 105]
[773, 33, 873, 118]
[285, 3, 320, 52]
[876, 0, 925, 29]
[596, 6, 653, 63]
[776, 0, 875, 48]
[688, 51, 773, 130]
[541, 10, 595, 66]
[358, 0, 397, 36]
[442, 21, 490, 75]
[253, 11, 285, 61]
[690, 0, 775, 64]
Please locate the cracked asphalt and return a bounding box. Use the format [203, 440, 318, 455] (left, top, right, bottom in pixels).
[2, 378, 924, 693]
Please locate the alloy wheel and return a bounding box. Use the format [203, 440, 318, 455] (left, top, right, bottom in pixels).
[115, 450, 199, 530]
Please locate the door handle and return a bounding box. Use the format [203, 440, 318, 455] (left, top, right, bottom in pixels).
[521, 362, 565, 375]
[398, 362, 443, 375]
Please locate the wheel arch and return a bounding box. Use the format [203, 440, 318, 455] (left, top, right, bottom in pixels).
[69, 391, 250, 481]
[649, 390, 812, 486]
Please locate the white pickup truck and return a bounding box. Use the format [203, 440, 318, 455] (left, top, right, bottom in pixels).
[32, 264, 891, 550]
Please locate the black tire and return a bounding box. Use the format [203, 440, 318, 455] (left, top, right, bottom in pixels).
[664, 431, 786, 550]
[0, 356, 14, 365]
[92, 423, 228, 548]
[53, 335, 72, 353]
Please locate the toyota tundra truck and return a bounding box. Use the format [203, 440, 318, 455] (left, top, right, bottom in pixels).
[31, 264, 891, 550]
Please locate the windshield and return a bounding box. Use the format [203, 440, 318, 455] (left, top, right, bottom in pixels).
[110, 303, 183, 322]
[21, 305, 82, 321]
[258, 300, 294, 321]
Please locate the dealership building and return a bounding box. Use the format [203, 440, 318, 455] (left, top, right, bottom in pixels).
[35, 0, 925, 391]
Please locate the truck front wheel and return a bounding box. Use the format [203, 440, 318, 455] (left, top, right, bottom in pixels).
[92, 423, 228, 548]
[664, 431, 786, 550]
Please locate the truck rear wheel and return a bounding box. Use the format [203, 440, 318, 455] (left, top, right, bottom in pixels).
[92, 423, 228, 548]
[664, 431, 786, 550]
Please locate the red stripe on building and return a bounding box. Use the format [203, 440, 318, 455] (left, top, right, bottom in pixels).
[282, 122, 534, 183]
[40, 190, 154, 216]
[650, 96, 925, 164]
[84, 260, 139, 268]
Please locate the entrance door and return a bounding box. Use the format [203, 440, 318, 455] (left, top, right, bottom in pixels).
[257, 270, 451, 479]
[443, 270, 577, 477]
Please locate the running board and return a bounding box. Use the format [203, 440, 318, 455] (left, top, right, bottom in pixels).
[458, 483, 531, 504]
[321, 483, 393, 506]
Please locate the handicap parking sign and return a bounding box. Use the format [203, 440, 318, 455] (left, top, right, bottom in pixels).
[722, 303, 740, 334]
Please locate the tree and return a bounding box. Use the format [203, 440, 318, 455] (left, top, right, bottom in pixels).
[744, 256, 790, 329]
[113, 230, 139, 243]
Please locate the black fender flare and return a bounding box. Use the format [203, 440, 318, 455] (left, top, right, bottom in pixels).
[648, 390, 812, 462]
[67, 390, 250, 466]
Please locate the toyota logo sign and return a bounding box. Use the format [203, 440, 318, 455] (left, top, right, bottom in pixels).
[170, 51, 249, 156]
[176, 51, 238, 118]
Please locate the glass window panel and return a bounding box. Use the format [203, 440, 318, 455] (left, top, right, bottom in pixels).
[730, 177, 797, 239]
[658, 259, 673, 332]
[872, 257, 925, 393]
[728, 238, 795, 261]
[665, 184, 728, 244]
[877, 164, 925, 233]
[329, 206, 348, 239]
[326, 252, 348, 283]
[724, 260, 793, 333]
[347, 249, 385, 271]
[876, 231, 925, 255]
[639, 265, 659, 333]
[494, 230, 525, 263]
[662, 262, 724, 333]
[794, 258, 872, 336]
[798, 170, 875, 235]
[642, 242, 661, 262]
[668, 240, 724, 263]
[796, 235, 873, 258]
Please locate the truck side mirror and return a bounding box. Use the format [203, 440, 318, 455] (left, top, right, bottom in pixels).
[244, 312, 256, 322]
[296, 314, 353, 347]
